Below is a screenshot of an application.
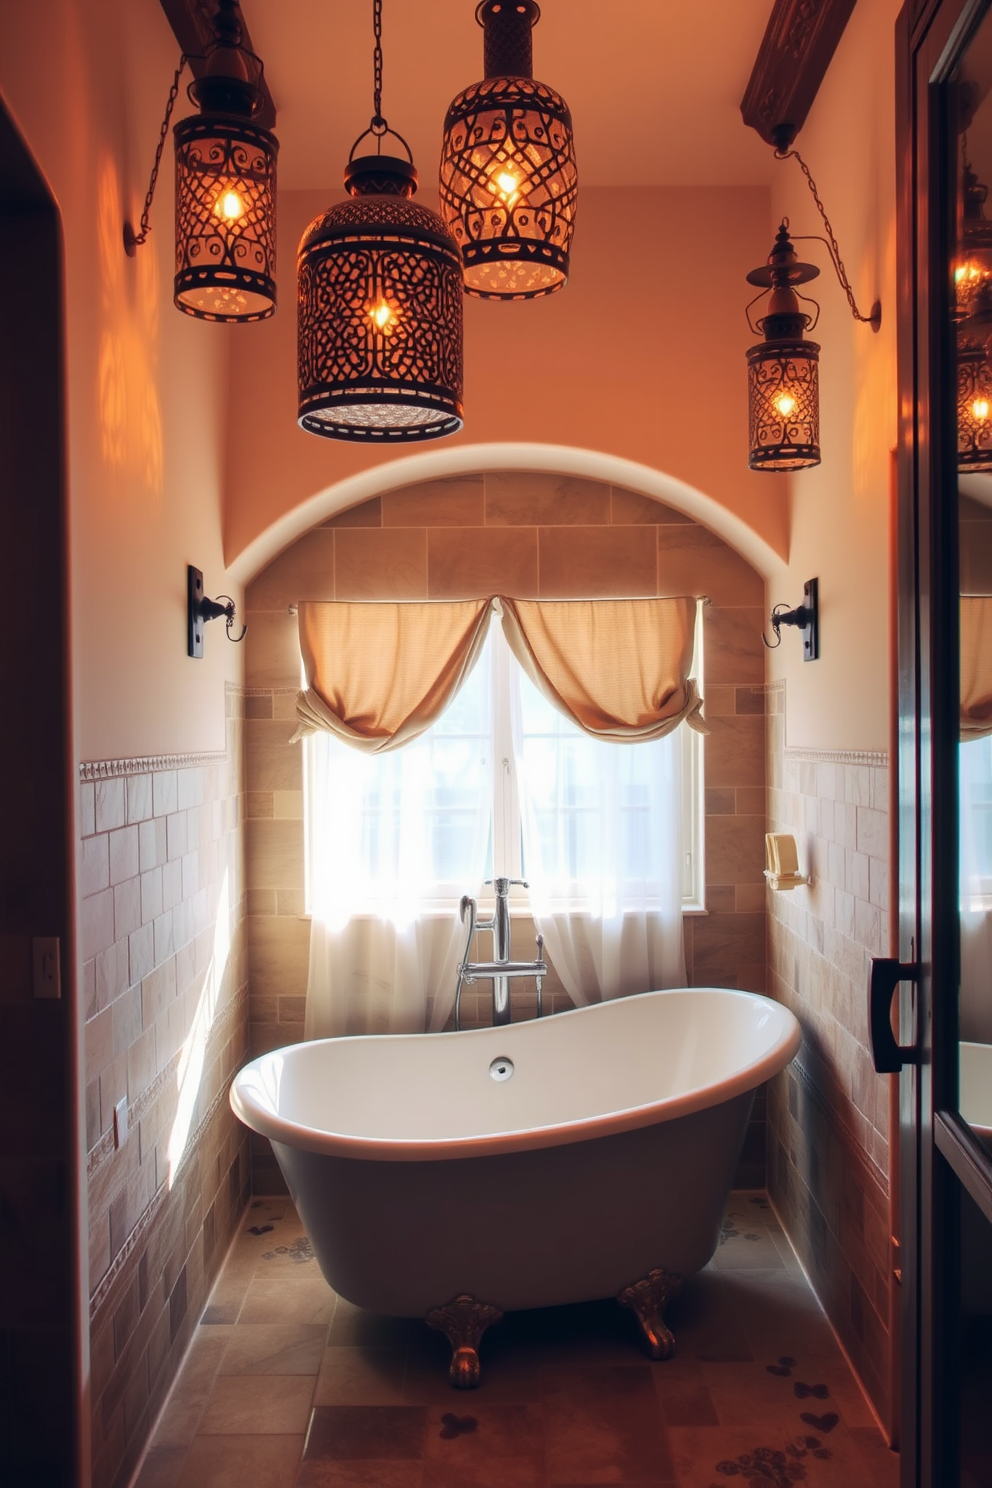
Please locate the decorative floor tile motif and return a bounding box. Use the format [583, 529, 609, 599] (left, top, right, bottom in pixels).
[133, 1192, 899, 1488]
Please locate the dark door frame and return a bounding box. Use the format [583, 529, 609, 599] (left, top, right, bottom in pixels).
[896, 1, 992, 1482]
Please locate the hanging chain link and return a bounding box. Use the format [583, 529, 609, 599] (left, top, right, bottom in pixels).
[129, 56, 188, 248]
[371, 0, 385, 131]
[776, 146, 877, 325]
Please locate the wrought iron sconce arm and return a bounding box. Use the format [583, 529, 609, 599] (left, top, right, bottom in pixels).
[762, 577, 819, 660]
[187, 565, 246, 658]
[124, 55, 190, 256]
[774, 147, 882, 332]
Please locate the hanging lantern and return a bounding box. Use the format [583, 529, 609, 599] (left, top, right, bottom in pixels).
[440, 0, 577, 300]
[745, 223, 821, 472]
[297, 0, 463, 441]
[172, 0, 277, 322]
[958, 335, 992, 470]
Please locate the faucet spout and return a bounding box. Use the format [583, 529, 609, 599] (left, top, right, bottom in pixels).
[454, 878, 546, 1029]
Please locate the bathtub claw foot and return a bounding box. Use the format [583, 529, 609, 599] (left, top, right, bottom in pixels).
[617, 1267, 684, 1360]
[426, 1294, 503, 1389]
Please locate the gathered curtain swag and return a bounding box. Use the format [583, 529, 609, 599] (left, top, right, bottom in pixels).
[960, 596, 992, 741]
[292, 594, 708, 748]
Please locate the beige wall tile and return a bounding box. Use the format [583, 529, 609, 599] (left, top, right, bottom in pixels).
[428, 526, 538, 598]
[486, 471, 610, 526]
[245, 612, 302, 691]
[538, 526, 657, 597]
[323, 496, 381, 527]
[382, 476, 484, 526]
[705, 815, 766, 886]
[703, 607, 765, 684]
[705, 715, 764, 788]
[335, 528, 428, 600]
[245, 721, 303, 794]
[247, 530, 336, 612]
[657, 526, 763, 606]
[611, 487, 693, 524]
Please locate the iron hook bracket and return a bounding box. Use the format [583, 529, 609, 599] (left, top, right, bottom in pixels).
[187, 565, 247, 657]
[762, 577, 819, 660]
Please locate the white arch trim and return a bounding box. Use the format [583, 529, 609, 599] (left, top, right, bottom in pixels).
[229, 442, 782, 585]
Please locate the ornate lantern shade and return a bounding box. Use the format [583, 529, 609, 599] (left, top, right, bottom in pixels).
[297, 156, 464, 441]
[747, 340, 821, 471]
[745, 224, 822, 472]
[440, 0, 577, 300]
[172, 1, 277, 322]
[956, 165, 992, 322]
[958, 336, 992, 470]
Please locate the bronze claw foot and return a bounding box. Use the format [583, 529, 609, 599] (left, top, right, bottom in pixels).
[426, 1293, 503, 1389]
[617, 1266, 684, 1360]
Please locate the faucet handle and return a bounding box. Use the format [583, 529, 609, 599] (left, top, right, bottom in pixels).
[484, 878, 529, 892]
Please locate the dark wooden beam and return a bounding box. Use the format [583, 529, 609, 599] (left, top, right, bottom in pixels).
[157, 0, 276, 130]
[741, 0, 858, 149]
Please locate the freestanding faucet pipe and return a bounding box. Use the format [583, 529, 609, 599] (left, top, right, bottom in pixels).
[454, 877, 546, 1029]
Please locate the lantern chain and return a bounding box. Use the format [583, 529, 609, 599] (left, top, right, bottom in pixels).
[371, 0, 386, 133]
[129, 56, 188, 249]
[775, 146, 877, 326]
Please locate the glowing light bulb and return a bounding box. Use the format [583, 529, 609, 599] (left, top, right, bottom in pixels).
[774, 392, 797, 419]
[488, 167, 522, 206]
[496, 171, 519, 196]
[215, 189, 245, 222]
[370, 300, 396, 331]
[973, 397, 990, 421]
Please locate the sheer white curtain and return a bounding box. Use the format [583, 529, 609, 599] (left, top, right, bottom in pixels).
[509, 642, 686, 1005]
[305, 636, 493, 1037]
[960, 737, 992, 1043]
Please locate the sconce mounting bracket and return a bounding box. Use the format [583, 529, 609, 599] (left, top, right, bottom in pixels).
[187, 564, 246, 658]
[763, 576, 819, 659]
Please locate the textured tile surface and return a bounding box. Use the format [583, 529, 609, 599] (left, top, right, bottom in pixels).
[137, 1195, 898, 1487]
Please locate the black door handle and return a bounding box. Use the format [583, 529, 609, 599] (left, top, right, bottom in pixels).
[868, 957, 919, 1073]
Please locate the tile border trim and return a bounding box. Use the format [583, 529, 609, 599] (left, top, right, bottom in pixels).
[783, 747, 889, 767]
[80, 686, 242, 779]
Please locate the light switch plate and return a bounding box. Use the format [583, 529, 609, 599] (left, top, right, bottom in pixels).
[32, 937, 61, 999]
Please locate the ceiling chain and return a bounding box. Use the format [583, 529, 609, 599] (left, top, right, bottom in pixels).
[130, 57, 188, 248]
[371, 0, 385, 132]
[776, 146, 878, 326]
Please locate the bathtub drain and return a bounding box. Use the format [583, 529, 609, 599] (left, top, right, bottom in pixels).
[489, 1056, 514, 1082]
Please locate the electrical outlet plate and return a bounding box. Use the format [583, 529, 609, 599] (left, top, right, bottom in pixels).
[188, 565, 204, 658]
[802, 577, 819, 661]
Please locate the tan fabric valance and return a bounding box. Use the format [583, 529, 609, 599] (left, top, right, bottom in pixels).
[292, 598, 493, 752]
[961, 596, 992, 741]
[499, 595, 708, 740]
[293, 595, 706, 749]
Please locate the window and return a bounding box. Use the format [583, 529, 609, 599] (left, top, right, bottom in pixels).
[304, 614, 704, 917]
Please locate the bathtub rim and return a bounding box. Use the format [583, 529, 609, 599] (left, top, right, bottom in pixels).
[230, 986, 801, 1164]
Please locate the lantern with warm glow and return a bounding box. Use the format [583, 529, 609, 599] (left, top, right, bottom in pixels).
[958, 336, 992, 469]
[745, 223, 821, 472]
[172, 0, 277, 322]
[440, 0, 577, 300]
[297, 1, 463, 441]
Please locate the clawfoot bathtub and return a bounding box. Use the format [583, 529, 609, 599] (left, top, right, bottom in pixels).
[230, 987, 801, 1385]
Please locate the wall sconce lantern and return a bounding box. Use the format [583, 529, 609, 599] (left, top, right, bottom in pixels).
[955, 162, 992, 470]
[745, 223, 822, 472]
[439, 0, 578, 300]
[746, 142, 881, 472]
[124, 0, 278, 324]
[297, 0, 464, 441]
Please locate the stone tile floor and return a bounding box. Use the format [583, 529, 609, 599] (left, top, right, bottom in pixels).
[134, 1192, 899, 1488]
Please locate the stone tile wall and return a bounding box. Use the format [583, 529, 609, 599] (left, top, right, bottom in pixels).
[765, 679, 893, 1426]
[80, 686, 249, 1488]
[244, 472, 770, 1192]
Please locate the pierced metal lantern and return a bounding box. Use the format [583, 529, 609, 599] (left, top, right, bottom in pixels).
[958, 336, 992, 470]
[173, 0, 277, 322]
[440, 0, 577, 300]
[297, 152, 464, 441]
[745, 223, 821, 472]
[956, 164, 992, 323]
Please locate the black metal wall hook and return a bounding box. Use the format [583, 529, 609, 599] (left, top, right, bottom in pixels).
[762, 577, 819, 660]
[187, 565, 247, 657]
